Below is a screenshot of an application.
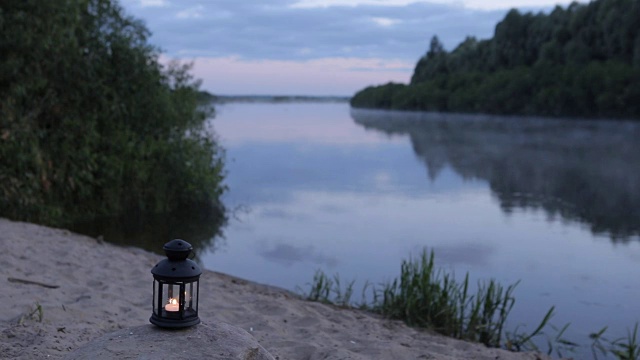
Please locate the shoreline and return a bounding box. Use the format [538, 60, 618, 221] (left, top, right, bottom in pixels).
[0, 218, 555, 359]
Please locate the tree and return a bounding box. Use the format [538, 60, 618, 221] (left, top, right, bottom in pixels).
[427, 35, 446, 60]
[412, 36, 449, 84]
[0, 0, 226, 224]
[353, 0, 640, 119]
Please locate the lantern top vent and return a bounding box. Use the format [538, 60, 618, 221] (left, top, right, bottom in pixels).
[163, 239, 192, 261]
[151, 239, 202, 280]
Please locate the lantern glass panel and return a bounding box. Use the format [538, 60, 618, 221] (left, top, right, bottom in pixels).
[153, 280, 160, 316]
[188, 282, 198, 313]
[154, 281, 199, 318]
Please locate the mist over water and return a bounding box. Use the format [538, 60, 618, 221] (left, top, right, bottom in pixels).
[74, 101, 640, 356]
[206, 102, 640, 355]
[352, 108, 640, 241]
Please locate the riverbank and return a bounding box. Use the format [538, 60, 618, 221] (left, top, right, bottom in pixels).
[0, 218, 555, 359]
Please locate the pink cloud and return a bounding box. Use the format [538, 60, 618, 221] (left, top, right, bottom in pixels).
[190, 57, 413, 96]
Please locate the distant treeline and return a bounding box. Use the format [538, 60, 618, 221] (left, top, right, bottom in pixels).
[0, 0, 226, 225]
[351, 0, 640, 119]
[198, 91, 350, 104]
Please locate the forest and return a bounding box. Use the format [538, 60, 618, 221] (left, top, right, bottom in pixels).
[351, 0, 640, 119]
[0, 0, 226, 225]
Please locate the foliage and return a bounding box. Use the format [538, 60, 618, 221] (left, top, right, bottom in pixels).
[299, 270, 356, 307]
[351, 0, 640, 119]
[18, 302, 44, 325]
[591, 323, 640, 360]
[197, 90, 219, 104]
[505, 308, 578, 357]
[375, 249, 527, 348]
[302, 249, 640, 359]
[0, 0, 225, 224]
[301, 248, 554, 349]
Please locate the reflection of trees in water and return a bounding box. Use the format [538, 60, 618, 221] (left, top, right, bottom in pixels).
[67, 204, 227, 261]
[352, 109, 640, 242]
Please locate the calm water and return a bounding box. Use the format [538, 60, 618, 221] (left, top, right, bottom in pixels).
[206, 102, 640, 353]
[73, 102, 640, 355]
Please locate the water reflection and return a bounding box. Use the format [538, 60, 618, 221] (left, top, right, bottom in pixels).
[433, 242, 494, 267]
[68, 204, 227, 259]
[352, 109, 640, 242]
[197, 103, 640, 357]
[65, 102, 640, 357]
[258, 242, 339, 267]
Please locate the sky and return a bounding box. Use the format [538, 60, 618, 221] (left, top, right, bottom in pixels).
[120, 0, 588, 96]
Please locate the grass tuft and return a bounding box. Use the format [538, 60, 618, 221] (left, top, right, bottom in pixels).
[372, 249, 523, 348]
[300, 247, 640, 359]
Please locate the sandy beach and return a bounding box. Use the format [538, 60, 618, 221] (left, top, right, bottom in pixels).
[0, 218, 553, 359]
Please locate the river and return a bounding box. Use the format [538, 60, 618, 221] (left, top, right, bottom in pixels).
[73, 101, 640, 357]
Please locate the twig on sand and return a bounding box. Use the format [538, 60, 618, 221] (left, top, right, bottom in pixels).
[8, 277, 60, 289]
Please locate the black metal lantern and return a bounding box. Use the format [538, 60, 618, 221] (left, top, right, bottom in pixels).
[150, 239, 202, 328]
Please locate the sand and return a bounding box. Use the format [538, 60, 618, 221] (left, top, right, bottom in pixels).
[0, 218, 554, 359]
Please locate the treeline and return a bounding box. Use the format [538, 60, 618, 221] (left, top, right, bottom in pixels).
[351, 0, 640, 119]
[0, 0, 226, 225]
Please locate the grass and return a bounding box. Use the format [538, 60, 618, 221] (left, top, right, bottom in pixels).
[18, 302, 43, 325]
[298, 271, 359, 308]
[299, 247, 640, 360]
[375, 250, 520, 347]
[590, 323, 640, 360]
[301, 249, 539, 348]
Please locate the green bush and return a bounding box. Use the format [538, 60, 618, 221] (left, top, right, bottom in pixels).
[0, 0, 225, 224]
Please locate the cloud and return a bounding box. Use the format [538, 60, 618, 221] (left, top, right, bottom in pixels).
[461, 0, 585, 10]
[291, 0, 457, 8]
[176, 5, 204, 19]
[124, 0, 169, 8]
[121, 0, 589, 94]
[370, 17, 401, 27]
[123, 0, 507, 61]
[189, 56, 412, 95]
[290, 0, 584, 10]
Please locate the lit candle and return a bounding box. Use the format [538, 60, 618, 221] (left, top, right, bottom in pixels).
[165, 298, 179, 312]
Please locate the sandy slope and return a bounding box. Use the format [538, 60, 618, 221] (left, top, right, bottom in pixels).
[0, 218, 554, 359]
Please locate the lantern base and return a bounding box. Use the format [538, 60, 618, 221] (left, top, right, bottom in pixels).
[149, 314, 201, 329]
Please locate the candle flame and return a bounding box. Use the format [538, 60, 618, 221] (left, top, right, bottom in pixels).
[169, 298, 177, 305]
